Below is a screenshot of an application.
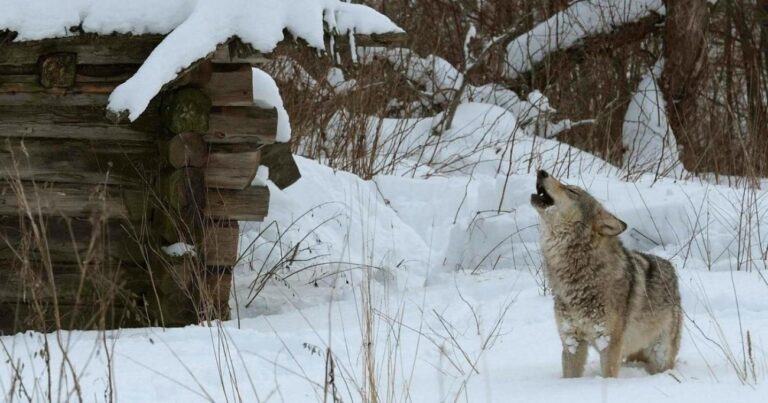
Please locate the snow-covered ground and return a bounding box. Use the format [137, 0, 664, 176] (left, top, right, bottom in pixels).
[2, 100, 767, 402]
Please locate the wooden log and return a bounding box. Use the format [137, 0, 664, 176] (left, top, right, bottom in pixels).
[161, 87, 212, 134]
[260, 142, 301, 189]
[205, 186, 269, 221]
[0, 34, 164, 66]
[203, 64, 254, 106]
[0, 105, 158, 141]
[155, 167, 206, 242]
[168, 132, 208, 168]
[0, 182, 142, 220]
[211, 38, 270, 65]
[204, 106, 277, 144]
[0, 261, 152, 332]
[39, 53, 77, 88]
[0, 139, 156, 185]
[201, 220, 239, 266]
[0, 217, 146, 264]
[205, 144, 261, 189]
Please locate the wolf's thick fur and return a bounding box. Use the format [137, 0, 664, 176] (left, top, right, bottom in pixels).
[531, 170, 682, 378]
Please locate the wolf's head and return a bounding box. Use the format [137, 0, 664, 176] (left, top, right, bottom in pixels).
[530, 170, 627, 238]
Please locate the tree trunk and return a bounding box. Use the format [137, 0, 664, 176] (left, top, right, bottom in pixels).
[660, 0, 709, 172]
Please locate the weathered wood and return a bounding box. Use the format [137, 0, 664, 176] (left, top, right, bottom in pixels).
[0, 105, 158, 141]
[202, 64, 254, 106]
[205, 186, 269, 221]
[0, 261, 152, 332]
[168, 133, 208, 168]
[0, 182, 142, 220]
[155, 167, 206, 242]
[161, 87, 212, 134]
[205, 144, 261, 189]
[0, 217, 146, 264]
[39, 53, 77, 88]
[0, 34, 164, 66]
[211, 38, 270, 65]
[260, 142, 301, 189]
[205, 106, 277, 144]
[201, 220, 239, 266]
[0, 139, 156, 185]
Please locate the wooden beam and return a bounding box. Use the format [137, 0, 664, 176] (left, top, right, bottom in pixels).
[205, 144, 261, 189]
[0, 34, 164, 66]
[205, 106, 277, 144]
[205, 186, 269, 221]
[0, 138, 156, 186]
[0, 182, 143, 220]
[203, 64, 254, 106]
[0, 217, 146, 264]
[260, 142, 301, 189]
[200, 220, 239, 266]
[0, 105, 158, 142]
[211, 38, 270, 65]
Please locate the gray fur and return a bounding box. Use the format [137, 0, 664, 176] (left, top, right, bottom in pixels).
[531, 171, 682, 378]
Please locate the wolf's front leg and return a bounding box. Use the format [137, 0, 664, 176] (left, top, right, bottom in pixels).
[562, 339, 588, 378]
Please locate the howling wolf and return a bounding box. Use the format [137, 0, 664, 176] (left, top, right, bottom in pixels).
[531, 170, 682, 378]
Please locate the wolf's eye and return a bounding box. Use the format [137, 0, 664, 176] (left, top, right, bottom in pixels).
[566, 188, 578, 195]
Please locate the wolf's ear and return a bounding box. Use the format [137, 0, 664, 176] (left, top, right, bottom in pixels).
[595, 210, 627, 236]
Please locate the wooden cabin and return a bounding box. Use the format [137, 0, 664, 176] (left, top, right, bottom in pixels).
[0, 30, 406, 333]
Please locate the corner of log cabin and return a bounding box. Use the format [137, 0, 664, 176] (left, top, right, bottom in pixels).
[0, 29, 407, 333]
[0, 33, 276, 332]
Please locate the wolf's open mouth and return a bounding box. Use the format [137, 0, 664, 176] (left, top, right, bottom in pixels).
[531, 178, 554, 208]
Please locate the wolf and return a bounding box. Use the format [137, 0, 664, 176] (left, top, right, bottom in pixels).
[530, 170, 682, 378]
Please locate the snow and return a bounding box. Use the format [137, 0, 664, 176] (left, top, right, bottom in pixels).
[161, 242, 197, 257]
[623, 60, 685, 179]
[252, 67, 292, 142]
[2, 59, 768, 402]
[0, 0, 403, 121]
[505, 0, 666, 78]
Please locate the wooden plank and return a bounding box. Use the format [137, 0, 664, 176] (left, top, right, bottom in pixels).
[0, 217, 146, 265]
[205, 186, 269, 221]
[205, 144, 261, 189]
[0, 105, 158, 141]
[201, 220, 239, 266]
[211, 38, 270, 65]
[0, 34, 164, 66]
[204, 106, 277, 144]
[0, 139, 157, 185]
[0, 182, 143, 220]
[203, 64, 254, 106]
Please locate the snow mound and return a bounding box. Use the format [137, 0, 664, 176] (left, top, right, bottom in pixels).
[0, 0, 403, 121]
[623, 60, 685, 179]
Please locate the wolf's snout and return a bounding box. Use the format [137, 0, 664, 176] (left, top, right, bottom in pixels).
[531, 170, 555, 209]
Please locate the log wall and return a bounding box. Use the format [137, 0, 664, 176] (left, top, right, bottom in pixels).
[0, 35, 275, 332]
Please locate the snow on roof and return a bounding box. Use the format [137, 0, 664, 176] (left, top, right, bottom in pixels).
[504, 0, 664, 79]
[1, 0, 403, 121]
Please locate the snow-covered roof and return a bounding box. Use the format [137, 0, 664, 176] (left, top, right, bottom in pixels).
[0, 0, 404, 121]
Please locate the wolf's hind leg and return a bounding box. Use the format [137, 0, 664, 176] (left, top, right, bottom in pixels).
[646, 312, 682, 373]
[562, 340, 588, 378]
